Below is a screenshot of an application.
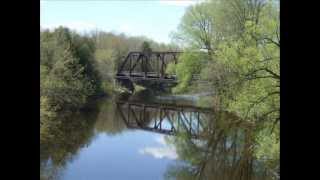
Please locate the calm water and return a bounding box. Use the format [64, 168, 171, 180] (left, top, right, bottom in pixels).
[40, 90, 276, 180]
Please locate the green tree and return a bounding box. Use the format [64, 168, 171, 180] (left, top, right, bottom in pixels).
[170, 51, 209, 93]
[165, 111, 277, 180]
[141, 41, 152, 53]
[40, 27, 101, 118]
[170, 0, 279, 170]
[172, 1, 216, 53]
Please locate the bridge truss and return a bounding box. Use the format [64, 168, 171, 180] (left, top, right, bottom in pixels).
[116, 51, 182, 82]
[116, 100, 213, 138]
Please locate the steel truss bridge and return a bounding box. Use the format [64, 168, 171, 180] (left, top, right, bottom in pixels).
[115, 51, 200, 83]
[116, 100, 213, 138]
[116, 51, 181, 82]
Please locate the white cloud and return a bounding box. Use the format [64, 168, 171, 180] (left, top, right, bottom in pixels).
[139, 135, 178, 160]
[159, 0, 202, 7]
[139, 147, 178, 159]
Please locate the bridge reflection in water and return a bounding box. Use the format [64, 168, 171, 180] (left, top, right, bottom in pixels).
[116, 100, 213, 138]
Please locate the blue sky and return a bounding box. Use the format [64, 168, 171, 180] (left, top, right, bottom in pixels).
[41, 0, 201, 43]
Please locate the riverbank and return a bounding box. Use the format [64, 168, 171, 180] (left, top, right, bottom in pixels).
[41, 90, 278, 180]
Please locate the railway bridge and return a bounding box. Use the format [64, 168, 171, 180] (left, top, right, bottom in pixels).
[115, 51, 200, 91]
[116, 99, 213, 138]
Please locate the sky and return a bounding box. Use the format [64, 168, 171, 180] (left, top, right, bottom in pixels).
[40, 0, 202, 44]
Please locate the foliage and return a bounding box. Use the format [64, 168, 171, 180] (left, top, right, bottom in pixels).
[141, 41, 153, 53]
[172, 0, 279, 124]
[209, 0, 280, 123]
[40, 26, 179, 120]
[91, 31, 179, 92]
[40, 108, 99, 180]
[170, 0, 279, 174]
[172, 1, 216, 52]
[165, 111, 276, 180]
[93, 98, 127, 135]
[40, 27, 101, 119]
[41, 26, 183, 129]
[172, 51, 209, 93]
[255, 123, 279, 161]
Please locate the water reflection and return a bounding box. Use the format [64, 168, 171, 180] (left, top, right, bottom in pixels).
[40, 105, 100, 180]
[40, 91, 277, 180]
[116, 98, 213, 138]
[94, 98, 127, 135]
[164, 112, 271, 180]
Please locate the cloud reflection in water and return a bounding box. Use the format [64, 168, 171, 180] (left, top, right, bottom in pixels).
[139, 136, 177, 160]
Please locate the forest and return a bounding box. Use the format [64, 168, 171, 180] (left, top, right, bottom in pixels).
[40, 0, 279, 178]
[40, 27, 177, 120]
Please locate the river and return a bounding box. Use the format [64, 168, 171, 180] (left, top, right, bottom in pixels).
[40, 90, 276, 180]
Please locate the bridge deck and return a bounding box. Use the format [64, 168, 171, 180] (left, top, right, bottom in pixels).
[116, 71, 177, 82]
[126, 125, 202, 138]
[116, 101, 213, 113]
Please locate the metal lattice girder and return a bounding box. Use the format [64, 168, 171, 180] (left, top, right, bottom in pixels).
[116, 100, 213, 138]
[116, 51, 182, 82]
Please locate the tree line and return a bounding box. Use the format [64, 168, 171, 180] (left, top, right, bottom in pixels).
[166, 0, 279, 175]
[40, 27, 177, 121]
[40, 0, 279, 175]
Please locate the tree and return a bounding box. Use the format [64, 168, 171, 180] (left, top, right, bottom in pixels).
[170, 51, 209, 93]
[170, 0, 279, 171]
[141, 41, 152, 52]
[165, 111, 277, 180]
[206, 0, 280, 123]
[171, 0, 279, 123]
[40, 27, 100, 118]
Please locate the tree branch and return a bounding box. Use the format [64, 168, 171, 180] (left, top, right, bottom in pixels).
[258, 56, 279, 63]
[244, 75, 276, 81]
[270, 117, 280, 134]
[245, 91, 280, 119]
[244, 67, 280, 80]
[263, 37, 280, 47]
[264, 68, 280, 79]
[259, 109, 280, 122]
